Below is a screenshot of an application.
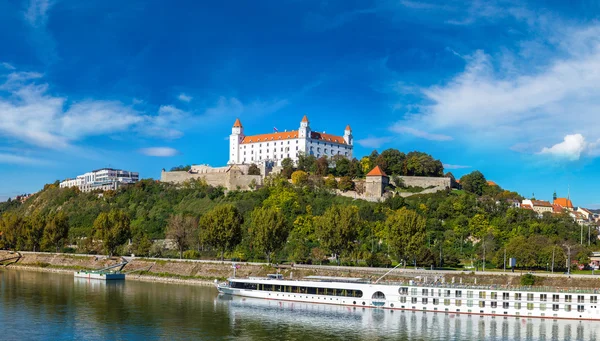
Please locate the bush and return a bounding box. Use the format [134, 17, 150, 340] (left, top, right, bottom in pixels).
[366, 253, 392, 267]
[520, 273, 537, 286]
[183, 250, 200, 259]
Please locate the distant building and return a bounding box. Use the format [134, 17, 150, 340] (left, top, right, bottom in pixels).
[60, 168, 139, 193]
[228, 115, 353, 166]
[554, 197, 574, 210]
[521, 199, 553, 215]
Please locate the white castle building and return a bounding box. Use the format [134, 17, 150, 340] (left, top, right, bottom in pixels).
[60, 168, 139, 192]
[228, 115, 353, 166]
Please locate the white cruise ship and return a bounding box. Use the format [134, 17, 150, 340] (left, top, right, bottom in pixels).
[217, 274, 600, 320]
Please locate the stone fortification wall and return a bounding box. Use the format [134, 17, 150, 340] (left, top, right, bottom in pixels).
[391, 176, 451, 191]
[160, 167, 262, 191]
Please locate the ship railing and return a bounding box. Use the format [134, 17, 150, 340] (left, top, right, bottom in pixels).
[377, 281, 600, 294]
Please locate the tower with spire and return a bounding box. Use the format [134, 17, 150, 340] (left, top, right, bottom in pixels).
[229, 118, 245, 164]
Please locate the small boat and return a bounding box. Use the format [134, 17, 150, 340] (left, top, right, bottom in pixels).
[74, 257, 128, 280]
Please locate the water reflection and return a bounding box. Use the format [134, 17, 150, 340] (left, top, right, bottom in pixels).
[2, 269, 600, 341]
[218, 295, 600, 341]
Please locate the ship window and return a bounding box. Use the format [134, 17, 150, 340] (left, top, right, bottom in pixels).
[433, 298, 439, 305]
[444, 299, 450, 306]
[422, 289, 428, 296]
[578, 305, 585, 312]
[456, 291, 462, 298]
[514, 302, 521, 310]
[540, 294, 547, 301]
[422, 298, 428, 305]
[565, 295, 572, 302]
[491, 292, 497, 300]
[552, 294, 560, 302]
[527, 293, 534, 301]
[503, 302, 509, 309]
[515, 293, 521, 301]
[527, 303, 534, 310]
[411, 288, 418, 296]
[400, 297, 407, 303]
[467, 300, 473, 307]
[479, 292, 486, 299]
[412, 297, 417, 304]
[503, 293, 509, 300]
[592, 296, 598, 303]
[540, 303, 546, 311]
[399, 287, 408, 295]
[444, 290, 451, 297]
[372, 291, 386, 300]
[479, 301, 485, 308]
[578, 295, 585, 303]
[455, 300, 462, 307]
[565, 305, 571, 312]
[491, 302, 497, 308]
[467, 291, 473, 298]
[552, 304, 559, 311]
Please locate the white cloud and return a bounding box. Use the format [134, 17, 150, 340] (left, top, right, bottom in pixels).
[138, 147, 180, 157]
[356, 136, 393, 148]
[0, 153, 47, 165]
[443, 164, 471, 170]
[24, 0, 52, 27]
[390, 125, 453, 141]
[0, 70, 187, 148]
[178, 93, 192, 102]
[399, 21, 600, 159]
[1, 62, 16, 70]
[539, 134, 588, 161]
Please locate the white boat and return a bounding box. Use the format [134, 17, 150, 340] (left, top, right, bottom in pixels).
[217, 274, 600, 321]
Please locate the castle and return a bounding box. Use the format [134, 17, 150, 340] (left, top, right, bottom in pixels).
[228, 115, 353, 166]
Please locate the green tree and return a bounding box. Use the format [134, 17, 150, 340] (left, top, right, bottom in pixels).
[360, 156, 372, 174]
[386, 207, 427, 267]
[0, 212, 24, 250]
[93, 209, 131, 256]
[166, 214, 198, 259]
[380, 149, 406, 175]
[315, 156, 329, 176]
[460, 171, 487, 195]
[333, 156, 350, 176]
[248, 164, 261, 175]
[402, 151, 444, 176]
[43, 211, 70, 253]
[324, 174, 338, 189]
[25, 212, 45, 252]
[249, 206, 289, 263]
[200, 204, 243, 261]
[281, 157, 294, 179]
[297, 153, 317, 172]
[291, 170, 309, 186]
[338, 176, 354, 191]
[315, 205, 361, 265]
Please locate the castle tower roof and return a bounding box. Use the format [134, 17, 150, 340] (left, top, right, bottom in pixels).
[366, 165, 387, 177]
[233, 118, 242, 127]
[345, 124, 352, 131]
[301, 115, 309, 123]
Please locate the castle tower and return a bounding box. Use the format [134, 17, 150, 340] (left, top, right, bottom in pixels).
[229, 118, 244, 164]
[299, 115, 310, 138]
[344, 124, 353, 145]
[365, 165, 389, 198]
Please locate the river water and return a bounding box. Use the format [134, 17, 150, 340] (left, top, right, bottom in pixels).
[2, 269, 600, 341]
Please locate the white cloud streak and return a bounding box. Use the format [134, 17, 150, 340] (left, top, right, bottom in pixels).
[390, 125, 453, 141]
[178, 93, 192, 102]
[138, 147, 180, 157]
[356, 136, 393, 148]
[443, 164, 471, 170]
[0, 153, 48, 165]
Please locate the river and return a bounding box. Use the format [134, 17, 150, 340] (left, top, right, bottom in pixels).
[1, 269, 600, 340]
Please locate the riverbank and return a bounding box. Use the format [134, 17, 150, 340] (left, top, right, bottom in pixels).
[3, 250, 600, 289]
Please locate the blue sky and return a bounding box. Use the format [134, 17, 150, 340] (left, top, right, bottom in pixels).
[1, 0, 600, 207]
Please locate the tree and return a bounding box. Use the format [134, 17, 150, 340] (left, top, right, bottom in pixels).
[93, 209, 131, 256]
[315, 156, 329, 176]
[0, 212, 24, 250]
[43, 211, 70, 253]
[315, 205, 361, 264]
[170, 165, 191, 171]
[166, 214, 198, 259]
[324, 175, 338, 189]
[360, 156, 372, 174]
[25, 212, 45, 252]
[386, 207, 426, 267]
[249, 206, 289, 263]
[248, 164, 261, 175]
[460, 171, 487, 195]
[380, 149, 406, 175]
[281, 157, 294, 179]
[297, 153, 317, 172]
[200, 204, 243, 261]
[338, 176, 354, 191]
[403, 151, 443, 176]
[333, 156, 350, 177]
[291, 170, 309, 186]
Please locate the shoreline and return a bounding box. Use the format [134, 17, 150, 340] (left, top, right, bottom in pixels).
[4, 264, 217, 287]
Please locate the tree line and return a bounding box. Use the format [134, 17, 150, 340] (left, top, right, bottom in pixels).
[0, 169, 593, 271]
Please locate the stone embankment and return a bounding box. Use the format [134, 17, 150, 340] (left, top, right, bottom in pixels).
[3, 251, 600, 289]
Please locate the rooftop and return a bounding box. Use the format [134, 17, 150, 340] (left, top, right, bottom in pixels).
[366, 165, 387, 177]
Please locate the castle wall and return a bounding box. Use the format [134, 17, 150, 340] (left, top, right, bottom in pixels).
[391, 176, 451, 191]
[160, 169, 262, 191]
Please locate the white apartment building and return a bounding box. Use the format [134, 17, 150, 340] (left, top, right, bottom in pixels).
[60, 168, 139, 193]
[228, 115, 353, 166]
